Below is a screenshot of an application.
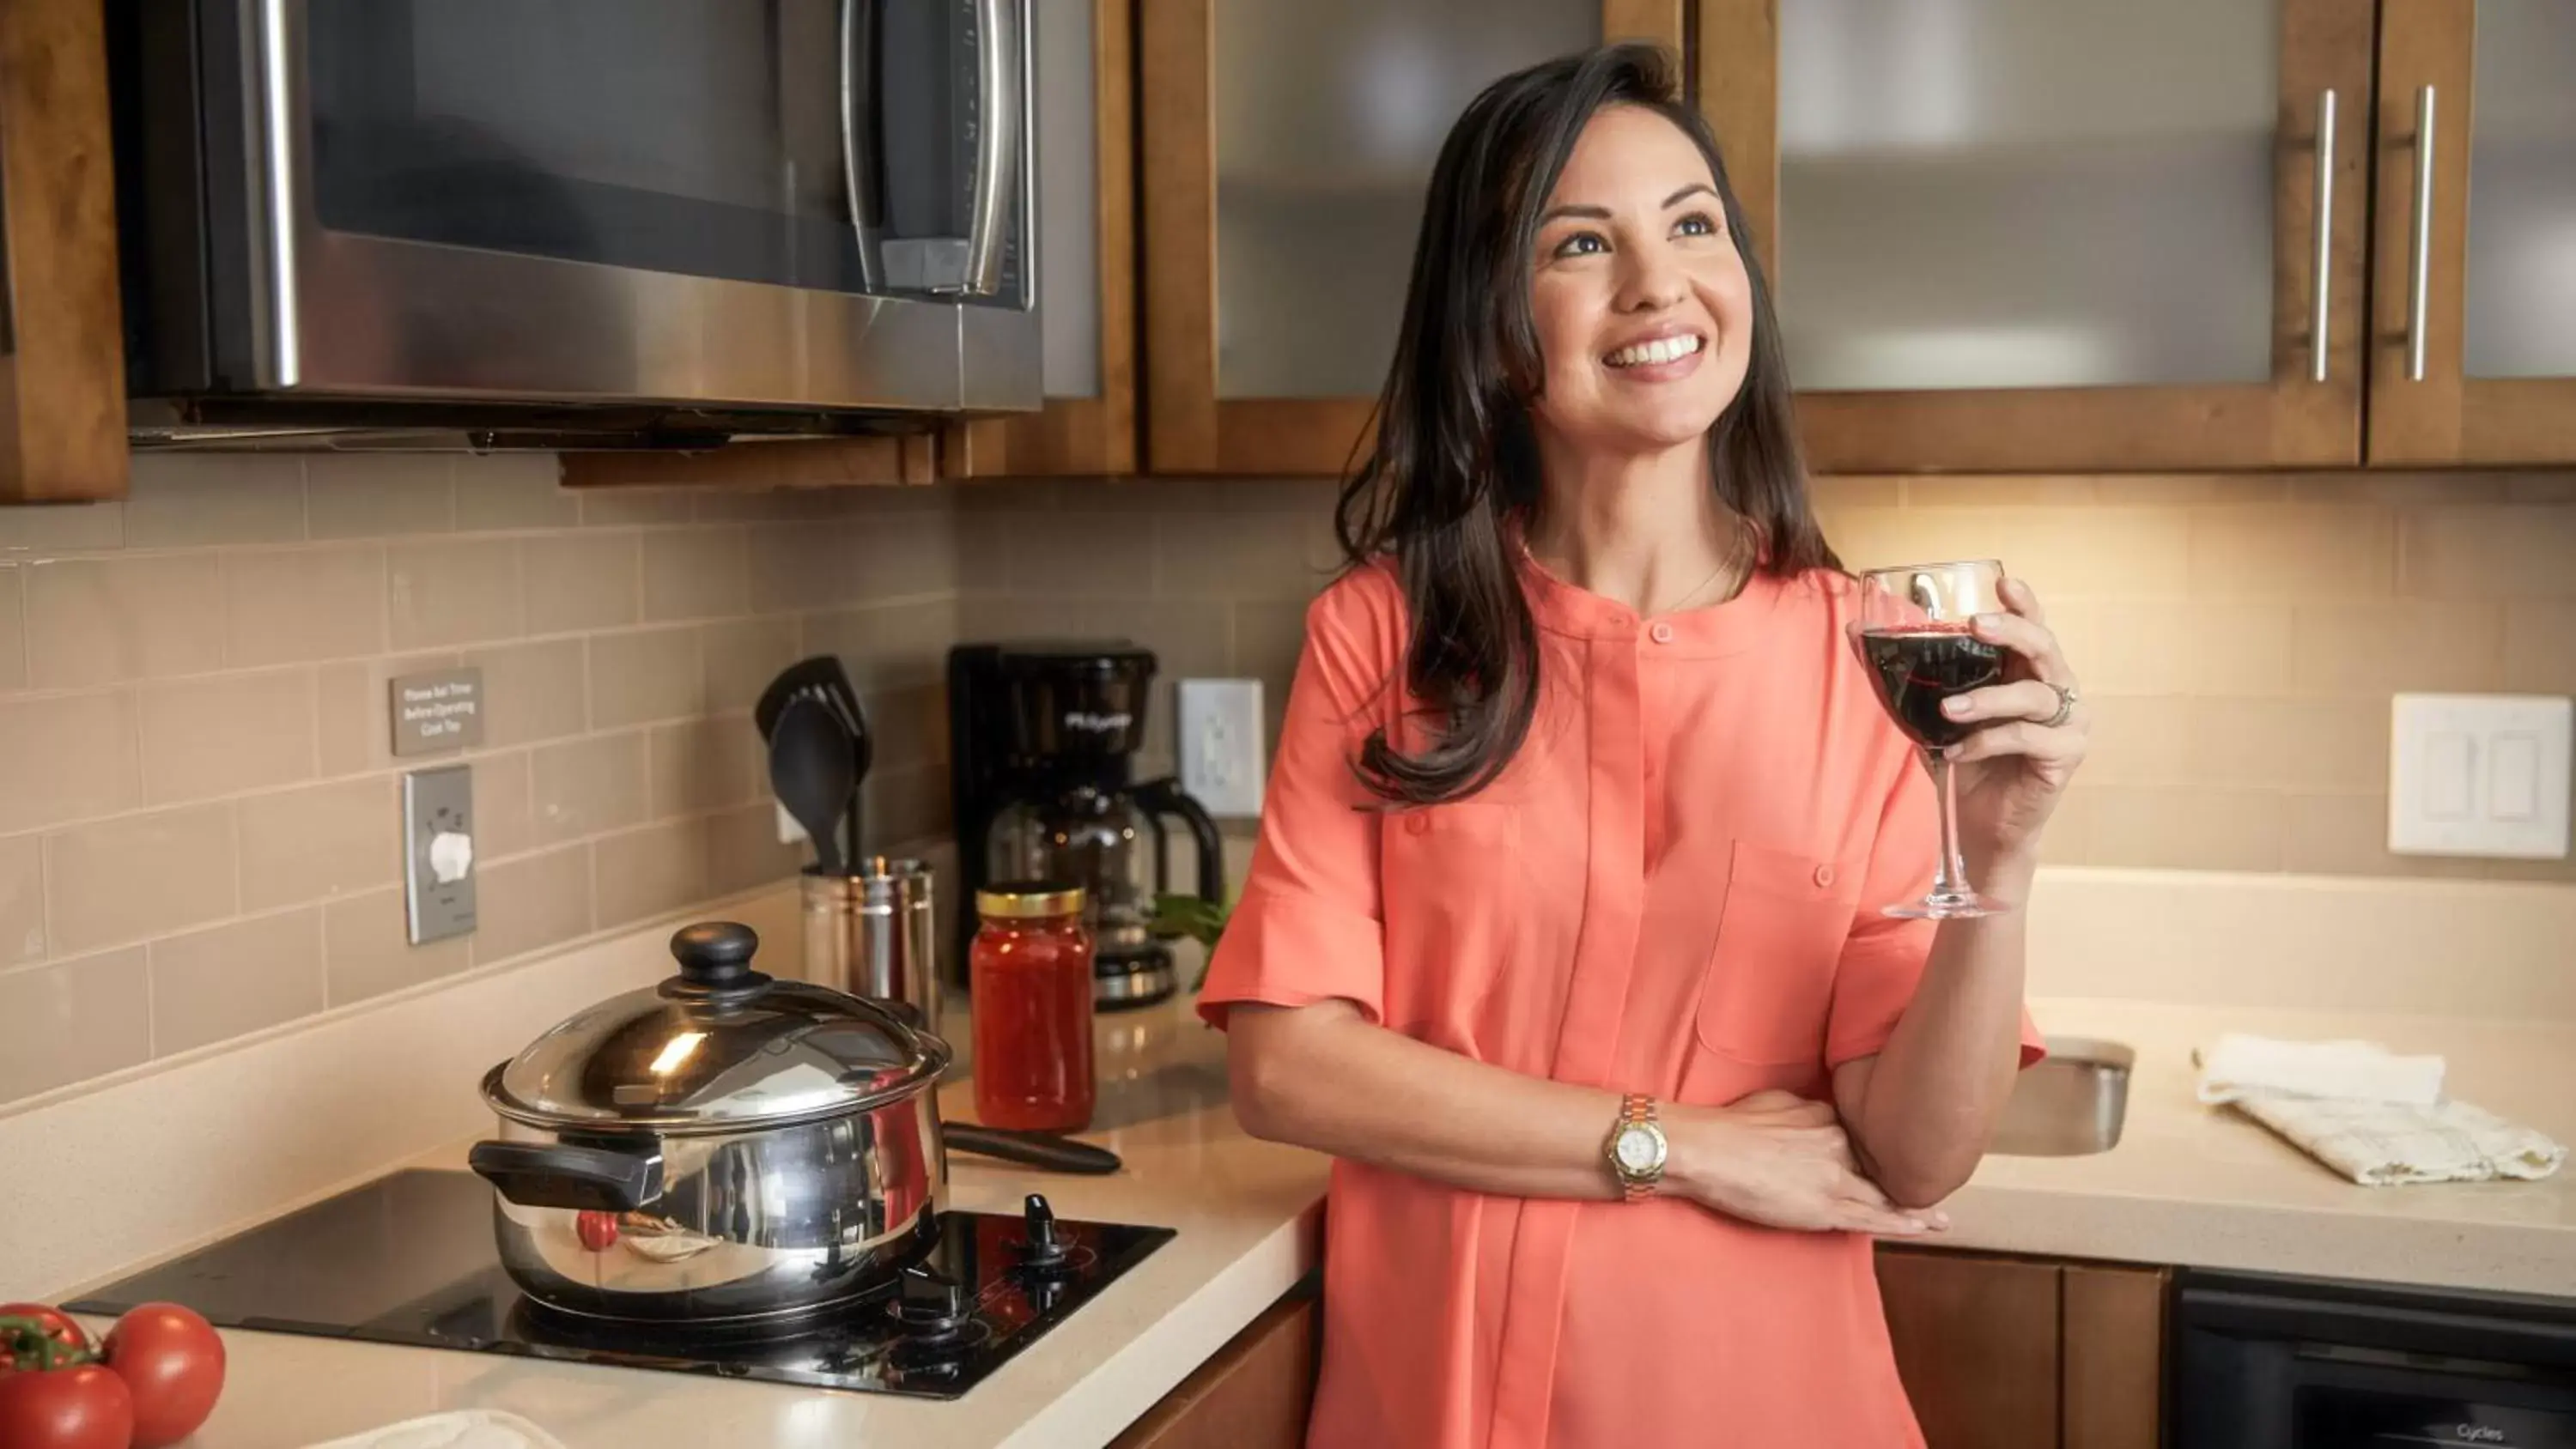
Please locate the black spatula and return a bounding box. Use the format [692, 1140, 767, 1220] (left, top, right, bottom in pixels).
[768, 696, 855, 876]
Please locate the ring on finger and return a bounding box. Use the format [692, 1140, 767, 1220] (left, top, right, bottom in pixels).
[2038, 682, 2080, 729]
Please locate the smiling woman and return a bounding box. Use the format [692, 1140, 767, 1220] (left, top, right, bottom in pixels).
[1200, 41, 2081, 1449]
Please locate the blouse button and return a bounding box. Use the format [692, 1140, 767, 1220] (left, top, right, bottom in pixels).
[1648, 622, 1676, 645]
[1813, 864, 1837, 888]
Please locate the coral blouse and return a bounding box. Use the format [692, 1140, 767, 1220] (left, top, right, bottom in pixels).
[1200, 556, 2044, 1447]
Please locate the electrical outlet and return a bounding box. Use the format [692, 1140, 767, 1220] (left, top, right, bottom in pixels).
[403, 765, 477, 944]
[2389, 694, 2573, 859]
[1179, 679, 1266, 818]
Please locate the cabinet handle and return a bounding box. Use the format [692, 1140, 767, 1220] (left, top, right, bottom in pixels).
[2407, 86, 2438, 383]
[2309, 89, 2336, 384]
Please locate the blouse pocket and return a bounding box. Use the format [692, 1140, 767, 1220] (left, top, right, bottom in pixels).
[1692, 840, 1864, 1066]
[1378, 802, 1521, 1041]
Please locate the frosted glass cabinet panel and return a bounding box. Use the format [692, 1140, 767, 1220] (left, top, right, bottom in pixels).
[1777, 0, 2277, 391]
[1214, 0, 1600, 399]
[1143, 1, 1685, 473]
[1710, 0, 2374, 473]
[2370, 0, 2576, 464]
[2461, 0, 2576, 380]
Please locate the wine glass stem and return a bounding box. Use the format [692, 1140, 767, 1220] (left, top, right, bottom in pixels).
[1926, 747, 1973, 901]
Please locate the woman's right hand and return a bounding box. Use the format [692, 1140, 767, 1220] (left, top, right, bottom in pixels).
[1663, 1091, 1946, 1236]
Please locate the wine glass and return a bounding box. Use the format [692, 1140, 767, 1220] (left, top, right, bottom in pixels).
[1854, 560, 2013, 919]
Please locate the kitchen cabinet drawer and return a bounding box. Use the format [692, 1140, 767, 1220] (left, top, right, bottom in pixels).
[1109, 1290, 1320, 1449]
[1877, 1246, 2169, 1449]
[1137, 0, 1686, 476]
[0, 0, 129, 503]
[2367, 0, 2576, 465]
[1701, 0, 2372, 475]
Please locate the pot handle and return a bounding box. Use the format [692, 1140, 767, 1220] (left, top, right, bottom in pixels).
[469, 1140, 665, 1212]
[945, 1123, 1122, 1175]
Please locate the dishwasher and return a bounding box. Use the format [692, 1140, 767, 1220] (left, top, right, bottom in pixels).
[2172, 1268, 2576, 1446]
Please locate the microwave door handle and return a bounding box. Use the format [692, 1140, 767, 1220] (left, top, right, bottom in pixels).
[837, 0, 879, 289]
[956, 0, 1022, 296]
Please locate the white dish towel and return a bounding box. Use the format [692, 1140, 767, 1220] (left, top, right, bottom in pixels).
[2194, 1034, 2566, 1187]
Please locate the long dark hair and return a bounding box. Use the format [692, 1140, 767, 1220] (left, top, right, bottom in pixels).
[1337, 43, 1833, 805]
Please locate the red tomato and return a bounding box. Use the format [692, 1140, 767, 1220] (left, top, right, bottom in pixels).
[102, 1304, 225, 1449]
[0, 1304, 91, 1369]
[575, 1210, 620, 1252]
[0, 1361, 134, 1449]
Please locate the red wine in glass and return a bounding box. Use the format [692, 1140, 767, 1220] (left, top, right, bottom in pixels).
[1856, 561, 2014, 919]
[1857, 624, 2006, 750]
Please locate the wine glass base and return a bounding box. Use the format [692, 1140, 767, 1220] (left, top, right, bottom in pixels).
[1883, 890, 2009, 920]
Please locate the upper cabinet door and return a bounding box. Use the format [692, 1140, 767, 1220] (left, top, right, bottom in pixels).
[0, 0, 128, 503]
[2369, 0, 2576, 465]
[1140, 1, 1686, 475]
[947, 0, 1139, 478]
[1704, 0, 2374, 474]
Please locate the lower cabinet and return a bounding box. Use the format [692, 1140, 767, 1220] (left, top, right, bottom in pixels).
[1878, 1247, 2169, 1449]
[1109, 1290, 1320, 1449]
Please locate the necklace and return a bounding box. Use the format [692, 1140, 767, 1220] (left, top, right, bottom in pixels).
[1651, 517, 1752, 616]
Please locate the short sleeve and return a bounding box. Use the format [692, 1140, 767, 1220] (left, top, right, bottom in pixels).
[1824, 750, 2047, 1070]
[1197, 573, 1398, 1029]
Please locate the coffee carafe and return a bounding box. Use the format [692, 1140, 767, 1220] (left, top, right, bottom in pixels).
[948, 642, 1224, 1010]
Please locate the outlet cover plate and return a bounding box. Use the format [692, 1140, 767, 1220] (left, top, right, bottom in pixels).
[2389, 694, 2572, 859]
[1179, 679, 1266, 819]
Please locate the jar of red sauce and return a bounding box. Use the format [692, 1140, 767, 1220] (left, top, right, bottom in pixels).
[969, 882, 1096, 1132]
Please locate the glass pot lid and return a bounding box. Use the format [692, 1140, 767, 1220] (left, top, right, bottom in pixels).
[483, 922, 950, 1133]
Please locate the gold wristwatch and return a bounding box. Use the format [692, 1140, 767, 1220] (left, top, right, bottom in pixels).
[1604, 1094, 1668, 1201]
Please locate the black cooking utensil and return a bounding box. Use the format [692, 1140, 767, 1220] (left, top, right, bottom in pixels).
[757, 656, 870, 864]
[944, 1124, 1124, 1175]
[769, 696, 856, 876]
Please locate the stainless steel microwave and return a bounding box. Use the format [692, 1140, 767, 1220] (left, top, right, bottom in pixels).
[111, 0, 1037, 448]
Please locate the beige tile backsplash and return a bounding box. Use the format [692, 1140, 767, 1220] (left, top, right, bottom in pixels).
[3, 453, 2570, 1113]
[953, 470, 2576, 894]
[0, 454, 969, 1110]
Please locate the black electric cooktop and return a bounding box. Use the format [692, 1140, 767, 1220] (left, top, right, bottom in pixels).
[70, 1169, 1174, 1400]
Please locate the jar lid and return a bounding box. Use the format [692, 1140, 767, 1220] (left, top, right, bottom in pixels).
[481, 922, 949, 1135]
[977, 881, 1086, 919]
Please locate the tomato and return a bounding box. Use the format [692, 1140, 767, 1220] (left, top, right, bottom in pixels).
[0, 1304, 89, 1369]
[102, 1303, 225, 1449]
[575, 1210, 620, 1252]
[0, 1361, 134, 1449]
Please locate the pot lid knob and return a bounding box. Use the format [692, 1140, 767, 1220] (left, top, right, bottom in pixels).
[663, 922, 770, 1003]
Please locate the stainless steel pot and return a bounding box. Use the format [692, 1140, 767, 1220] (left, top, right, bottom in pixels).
[470, 921, 951, 1325]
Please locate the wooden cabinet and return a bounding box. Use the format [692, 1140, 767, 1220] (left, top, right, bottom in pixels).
[0, 0, 130, 503]
[1876, 1247, 2168, 1449]
[1700, 0, 2374, 474]
[1137, 0, 1687, 476]
[2367, 0, 2576, 464]
[1109, 1291, 1319, 1449]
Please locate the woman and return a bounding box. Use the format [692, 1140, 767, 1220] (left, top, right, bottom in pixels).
[1197, 44, 2089, 1447]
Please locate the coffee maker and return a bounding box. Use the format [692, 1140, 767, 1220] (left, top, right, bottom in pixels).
[947, 641, 1225, 1010]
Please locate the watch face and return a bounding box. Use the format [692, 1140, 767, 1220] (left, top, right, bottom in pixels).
[1614, 1125, 1660, 1173]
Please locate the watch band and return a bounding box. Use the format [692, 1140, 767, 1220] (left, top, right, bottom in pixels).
[1613, 1093, 1662, 1202]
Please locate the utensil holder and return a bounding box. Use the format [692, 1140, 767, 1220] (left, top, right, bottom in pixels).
[804, 857, 941, 1040]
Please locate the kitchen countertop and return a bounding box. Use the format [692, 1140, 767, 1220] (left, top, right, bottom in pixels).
[1946, 997, 2576, 1294]
[65, 999, 1334, 1449]
[55, 995, 2576, 1447]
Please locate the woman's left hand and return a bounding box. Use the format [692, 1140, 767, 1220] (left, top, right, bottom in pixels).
[1938, 577, 2088, 875]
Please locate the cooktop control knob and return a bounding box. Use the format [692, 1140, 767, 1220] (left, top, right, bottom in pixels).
[1020, 1193, 1071, 1271]
[891, 1264, 972, 1341]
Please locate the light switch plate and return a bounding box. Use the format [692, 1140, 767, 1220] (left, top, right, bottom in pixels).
[1179, 678, 1266, 819]
[404, 765, 478, 944]
[2389, 694, 2572, 859]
